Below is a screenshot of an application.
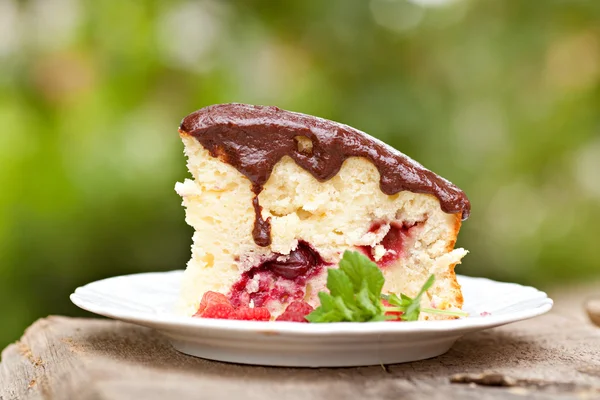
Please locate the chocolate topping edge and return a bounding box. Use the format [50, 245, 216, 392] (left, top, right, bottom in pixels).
[179, 103, 471, 247]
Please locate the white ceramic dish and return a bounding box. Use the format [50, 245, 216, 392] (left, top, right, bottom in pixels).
[70, 271, 552, 367]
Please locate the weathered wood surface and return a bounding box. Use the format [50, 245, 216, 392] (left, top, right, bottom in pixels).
[1, 284, 599, 400]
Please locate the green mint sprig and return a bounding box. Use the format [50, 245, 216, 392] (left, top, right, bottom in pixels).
[306, 251, 386, 322]
[381, 275, 468, 321]
[306, 251, 468, 323]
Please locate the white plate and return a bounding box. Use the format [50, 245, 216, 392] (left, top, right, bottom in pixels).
[70, 271, 552, 367]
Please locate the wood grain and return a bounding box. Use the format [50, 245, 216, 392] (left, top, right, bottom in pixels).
[1, 284, 599, 400]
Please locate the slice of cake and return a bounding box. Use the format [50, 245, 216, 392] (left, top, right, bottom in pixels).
[175, 103, 471, 321]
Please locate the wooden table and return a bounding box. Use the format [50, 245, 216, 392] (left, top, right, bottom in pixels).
[1, 284, 599, 400]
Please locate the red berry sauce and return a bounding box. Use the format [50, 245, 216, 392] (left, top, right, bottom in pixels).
[358, 221, 421, 267]
[228, 241, 328, 308]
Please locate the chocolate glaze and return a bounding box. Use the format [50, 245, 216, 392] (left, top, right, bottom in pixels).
[179, 103, 471, 247]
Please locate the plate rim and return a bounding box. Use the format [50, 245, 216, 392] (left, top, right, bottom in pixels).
[70, 271, 554, 336]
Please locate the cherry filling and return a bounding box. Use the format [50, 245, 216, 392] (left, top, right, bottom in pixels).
[264, 243, 319, 279]
[358, 221, 421, 267]
[228, 241, 327, 308]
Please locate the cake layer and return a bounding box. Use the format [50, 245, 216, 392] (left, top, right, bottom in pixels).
[176, 136, 467, 319]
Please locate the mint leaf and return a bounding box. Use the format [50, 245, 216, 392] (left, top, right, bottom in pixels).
[416, 274, 435, 299]
[333, 296, 355, 320]
[357, 281, 378, 315]
[304, 307, 326, 322]
[386, 292, 409, 308]
[318, 291, 336, 309]
[401, 304, 420, 321]
[381, 274, 436, 321]
[402, 274, 435, 321]
[327, 268, 355, 305]
[306, 251, 385, 323]
[368, 313, 387, 322]
[306, 308, 342, 323]
[306, 253, 464, 324]
[339, 250, 384, 295]
[305, 292, 338, 323]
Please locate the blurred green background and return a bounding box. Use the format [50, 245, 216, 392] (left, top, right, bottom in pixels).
[1, 0, 599, 349]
